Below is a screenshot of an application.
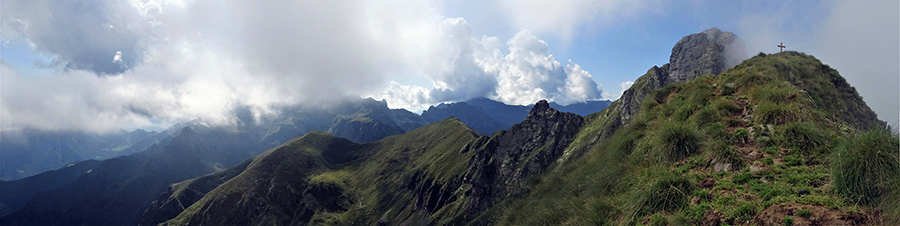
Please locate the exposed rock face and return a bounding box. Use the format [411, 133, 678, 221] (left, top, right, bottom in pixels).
[461, 100, 584, 221]
[592, 28, 746, 143]
[669, 28, 746, 83]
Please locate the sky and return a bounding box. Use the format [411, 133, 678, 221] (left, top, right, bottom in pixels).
[1, 0, 897, 133]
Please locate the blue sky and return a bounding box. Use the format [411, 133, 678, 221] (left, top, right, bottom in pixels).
[1, 0, 897, 132]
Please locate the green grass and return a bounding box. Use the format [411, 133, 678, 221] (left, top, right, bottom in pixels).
[650, 213, 668, 226]
[780, 122, 827, 154]
[796, 208, 811, 217]
[655, 121, 703, 162]
[831, 130, 900, 205]
[783, 216, 794, 226]
[755, 103, 800, 125]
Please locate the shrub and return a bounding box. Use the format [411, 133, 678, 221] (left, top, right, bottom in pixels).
[650, 213, 668, 226]
[783, 216, 795, 226]
[831, 130, 900, 205]
[755, 103, 799, 125]
[657, 121, 703, 161]
[781, 122, 827, 154]
[796, 208, 811, 218]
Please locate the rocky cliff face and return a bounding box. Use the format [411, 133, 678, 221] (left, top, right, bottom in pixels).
[668, 27, 747, 83]
[589, 28, 746, 144]
[460, 100, 584, 221]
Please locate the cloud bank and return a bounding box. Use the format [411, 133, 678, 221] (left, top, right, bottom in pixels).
[371, 19, 605, 111]
[1, 0, 608, 132]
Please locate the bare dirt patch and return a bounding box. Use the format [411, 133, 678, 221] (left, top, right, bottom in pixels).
[753, 203, 869, 226]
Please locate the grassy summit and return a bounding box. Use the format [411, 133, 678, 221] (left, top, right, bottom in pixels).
[157, 52, 897, 226]
[494, 51, 897, 225]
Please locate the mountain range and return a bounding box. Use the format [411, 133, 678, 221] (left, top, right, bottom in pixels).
[1, 28, 897, 225]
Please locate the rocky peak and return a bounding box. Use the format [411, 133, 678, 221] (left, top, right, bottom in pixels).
[532, 100, 551, 112]
[585, 28, 747, 148]
[668, 28, 747, 83]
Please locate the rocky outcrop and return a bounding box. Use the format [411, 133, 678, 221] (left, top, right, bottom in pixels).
[460, 100, 585, 221]
[669, 27, 746, 83]
[589, 28, 746, 144]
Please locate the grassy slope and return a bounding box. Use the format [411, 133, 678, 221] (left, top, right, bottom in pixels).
[164, 117, 482, 225]
[491, 52, 897, 225]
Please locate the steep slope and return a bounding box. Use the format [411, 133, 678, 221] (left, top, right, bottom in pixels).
[490, 51, 893, 225]
[0, 159, 102, 217]
[161, 118, 480, 225]
[0, 128, 157, 180]
[151, 100, 586, 225]
[0, 127, 264, 225]
[152, 29, 896, 225]
[573, 28, 747, 154]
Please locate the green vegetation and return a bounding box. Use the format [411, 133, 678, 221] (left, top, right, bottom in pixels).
[159, 51, 897, 225]
[780, 122, 827, 154]
[783, 216, 794, 226]
[656, 121, 703, 162]
[796, 208, 811, 217]
[487, 52, 896, 225]
[831, 130, 900, 205]
[649, 213, 668, 226]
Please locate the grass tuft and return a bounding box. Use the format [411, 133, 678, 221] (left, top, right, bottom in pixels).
[780, 122, 827, 154]
[755, 103, 800, 125]
[656, 121, 703, 162]
[831, 130, 900, 205]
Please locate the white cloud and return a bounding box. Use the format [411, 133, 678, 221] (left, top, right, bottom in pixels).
[112, 51, 123, 63]
[1, 0, 611, 132]
[373, 27, 606, 110]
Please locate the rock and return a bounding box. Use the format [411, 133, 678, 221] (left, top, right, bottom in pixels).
[589, 28, 747, 146]
[714, 162, 732, 172]
[750, 161, 770, 173]
[668, 28, 747, 83]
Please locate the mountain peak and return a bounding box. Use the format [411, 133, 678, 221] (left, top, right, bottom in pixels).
[533, 100, 550, 111]
[180, 126, 194, 135]
[669, 27, 746, 83]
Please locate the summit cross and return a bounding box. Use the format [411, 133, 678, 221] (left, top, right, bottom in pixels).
[778, 42, 786, 52]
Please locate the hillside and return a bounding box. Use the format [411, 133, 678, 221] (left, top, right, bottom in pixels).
[491, 51, 895, 225]
[148, 50, 896, 225]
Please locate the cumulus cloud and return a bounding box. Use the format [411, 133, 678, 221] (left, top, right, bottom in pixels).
[0, 0, 154, 74]
[1, 0, 611, 132]
[1, 0, 453, 132]
[373, 23, 606, 111]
